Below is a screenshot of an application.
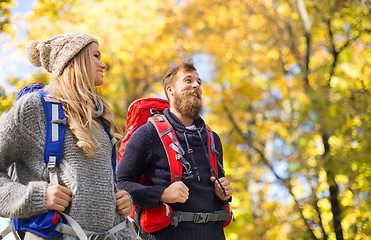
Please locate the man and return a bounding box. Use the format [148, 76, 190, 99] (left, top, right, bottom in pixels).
[117, 61, 233, 239]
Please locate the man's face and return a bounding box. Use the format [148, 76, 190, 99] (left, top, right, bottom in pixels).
[170, 69, 203, 120]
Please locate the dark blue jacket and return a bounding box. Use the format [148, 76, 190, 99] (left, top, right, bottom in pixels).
[117, 109, 226, 240]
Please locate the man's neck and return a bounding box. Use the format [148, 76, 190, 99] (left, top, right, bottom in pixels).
[169, 107, 194, 127]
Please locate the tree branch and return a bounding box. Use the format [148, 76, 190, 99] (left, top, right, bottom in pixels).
[326, 9, 370, 88]
[314, 194, 328, 240]
[222, 102, 318, 240]
[297, 0, 312, 88]
[322, 133, 344, 240]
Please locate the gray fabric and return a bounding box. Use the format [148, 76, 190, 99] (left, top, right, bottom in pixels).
[0, 92, 134, 240]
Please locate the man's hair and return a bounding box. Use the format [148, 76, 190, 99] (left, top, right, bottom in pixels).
[163, 60, 197, 100]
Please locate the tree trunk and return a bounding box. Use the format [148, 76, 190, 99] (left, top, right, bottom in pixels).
[322, 134, 344, 240]
[328, 175, 344, 240]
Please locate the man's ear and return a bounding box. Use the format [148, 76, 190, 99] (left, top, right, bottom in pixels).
[166, 84, 174, 97]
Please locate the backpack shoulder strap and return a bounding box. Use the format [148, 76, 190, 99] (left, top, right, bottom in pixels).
[37, 91, 66, 185]
[148, 114, 184, 182]
[103, 123, 118, 173]
[205, 124, 219, 177]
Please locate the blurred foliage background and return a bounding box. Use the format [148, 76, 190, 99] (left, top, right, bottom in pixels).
[0, 0, 370, 239]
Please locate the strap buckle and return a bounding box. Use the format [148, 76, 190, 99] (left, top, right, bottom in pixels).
[51, 118, 67, 125]
[88, 232, 108, 240]
[47, 156, 57, 173]
[194, 213, 209, 224]
[171, 212, 181, 227]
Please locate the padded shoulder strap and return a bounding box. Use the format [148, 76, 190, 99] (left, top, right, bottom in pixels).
[206, 125, 218, 177]
[37, 91, 66, 169]
[148, 115, 183, 182]
[103, 123, 118, 173]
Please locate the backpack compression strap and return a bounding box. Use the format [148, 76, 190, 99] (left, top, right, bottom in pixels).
[148, 115, 184, 182]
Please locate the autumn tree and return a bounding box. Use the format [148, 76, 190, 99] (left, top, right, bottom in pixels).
[0, 0, 369, 239]
[0, 0, 17, 116]
[176, 0, 370, 239]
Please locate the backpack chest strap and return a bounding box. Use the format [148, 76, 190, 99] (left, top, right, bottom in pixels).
[55, 213, 127, 240]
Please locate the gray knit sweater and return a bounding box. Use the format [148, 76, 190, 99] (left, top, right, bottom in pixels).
[0, 92, 134, 240]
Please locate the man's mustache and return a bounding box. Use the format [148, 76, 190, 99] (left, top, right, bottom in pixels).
[182, 90, 201, 100]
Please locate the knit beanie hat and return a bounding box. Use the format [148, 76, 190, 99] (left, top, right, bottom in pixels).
[25, 33, 98, 76]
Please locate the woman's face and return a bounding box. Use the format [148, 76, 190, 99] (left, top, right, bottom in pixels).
[91, 43, 107, 86]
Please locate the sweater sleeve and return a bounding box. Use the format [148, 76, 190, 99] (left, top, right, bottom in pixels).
[0, 93, 48, 218]
[116, 124, 166, 208]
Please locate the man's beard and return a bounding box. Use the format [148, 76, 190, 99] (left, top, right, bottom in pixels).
[173, 90, 203, 120]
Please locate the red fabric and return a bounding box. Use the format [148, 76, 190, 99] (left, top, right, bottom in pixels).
[129, 206, 135, 220]
[51, 211, 59, 224]
[205, 125, 218, 177]
[222, 204, 233, 228]
[117, 98, 169, 162]
[140, 204, 172, 233]
[149, 116, 183, 182]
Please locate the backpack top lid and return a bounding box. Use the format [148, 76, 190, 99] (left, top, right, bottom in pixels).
[117, 98, 169, 162]
[17, 83, 45, 100]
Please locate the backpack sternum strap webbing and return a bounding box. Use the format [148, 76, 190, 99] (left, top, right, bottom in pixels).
[0, 223, 12, 239]
[55, 213, 127, 240]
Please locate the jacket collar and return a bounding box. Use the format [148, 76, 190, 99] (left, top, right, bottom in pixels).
[164, 108, 206, 134]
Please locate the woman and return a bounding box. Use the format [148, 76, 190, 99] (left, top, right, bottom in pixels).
[0, 33, 134, 239]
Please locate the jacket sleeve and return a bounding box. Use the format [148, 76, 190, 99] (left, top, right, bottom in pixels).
[116, 124, 166, 208]
[0, 93, 48, 218]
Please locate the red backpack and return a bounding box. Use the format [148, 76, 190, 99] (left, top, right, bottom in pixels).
[118, 98, 232, 240]
[117, 98, 170, 162]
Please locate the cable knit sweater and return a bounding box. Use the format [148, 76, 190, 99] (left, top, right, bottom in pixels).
[0, 92, 134, 240]
[117, 109, 226, 240]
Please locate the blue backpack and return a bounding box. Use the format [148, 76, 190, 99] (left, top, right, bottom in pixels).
[3, 83, 118, 239]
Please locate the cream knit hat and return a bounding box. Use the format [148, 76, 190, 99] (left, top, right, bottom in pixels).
[25, 33, 98, 76]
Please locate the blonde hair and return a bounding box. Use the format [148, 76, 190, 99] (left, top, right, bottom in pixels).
[46, 43, 122, 159]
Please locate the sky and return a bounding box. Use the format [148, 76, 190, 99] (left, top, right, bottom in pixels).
[0, 0, 215, 94]
[0, 0, 38, 93]
[0, 1, 36, 236]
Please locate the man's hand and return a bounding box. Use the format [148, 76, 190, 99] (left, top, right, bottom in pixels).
[160, 181, 189, 204]
[46, 184, 72, 212]
[116, 190, 132, 215]
[210, 176, 233, 201]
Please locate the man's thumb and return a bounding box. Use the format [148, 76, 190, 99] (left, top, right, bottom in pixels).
[210, 176, 216, 183]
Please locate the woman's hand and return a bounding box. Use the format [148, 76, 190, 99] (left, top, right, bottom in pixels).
[46, 184, 72, 212]
[116, 190, 132, 215]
